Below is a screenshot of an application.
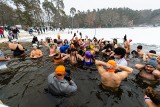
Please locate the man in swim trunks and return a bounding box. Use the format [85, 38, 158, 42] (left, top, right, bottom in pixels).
[95, 60, 133, 91]
[135, 58, 160, 84]
[30, 44, 43, 59]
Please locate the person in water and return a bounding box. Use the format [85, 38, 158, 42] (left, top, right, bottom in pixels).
[95, 60, 133, 91]
[135, 58, 160, 84]
[8, 39, 26, 60]
[136, 45, 145, 58]
[48, 43, 57, 57]
[48, 65, 77, 96]
[53, 49, 67, 64]
[143, 50, 159, 62]
[83, 51, 94, 66]
[144, 87, 160, 107]
[114, 47, 128, 66]
[0, 50, 10, 70]
[30, 44, 43, 59]
[102, 44, 114, 60]
[123, 35, 131, 60]
[62, 48, 83, 64]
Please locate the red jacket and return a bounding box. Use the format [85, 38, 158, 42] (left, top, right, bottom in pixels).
[0, 28, 4, 34]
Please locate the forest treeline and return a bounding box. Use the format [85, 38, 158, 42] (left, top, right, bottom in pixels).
[0, 0, 160, 28]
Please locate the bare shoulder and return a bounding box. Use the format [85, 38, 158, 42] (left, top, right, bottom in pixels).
[97, 66, 107, 75]
[117, 71, 129, 80]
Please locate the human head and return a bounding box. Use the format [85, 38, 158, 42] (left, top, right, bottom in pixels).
[64, 39, 68, 44]
[149, 50, 156, 54]
[54, 39, 57, 43]
[32, 44, 38, 49]
[46, 37, 51, 43]
[114, 47, 126, 59]
[131, 50, 138, 58]
[145, 59, 158, 73]
[124, 35, 127, 41]
[70, 48, 77, 54]
[11, 39, 18, 43]
[146, 58, 158, 68]
[145, 87, 160, 105]
[55, 65, 66, 76]
[107, 60, 117, 72]
[75, 36, 78, 41]
[105, 44, 113, 51]
[113, 38, 117, 44]
[49, 43, 54, 47]
[57, 33, 60, 39]
[137, 45, 142, 52]
[85, 51, 92, 58]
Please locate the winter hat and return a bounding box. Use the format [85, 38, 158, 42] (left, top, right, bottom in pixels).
[85, 51, 92, 58]
[55, 65, 66, 75]
[12, 39, 18, 43]
[146, 58, 158, 68]
[32, 44, 38, 48]
[107, 60, 117, 72]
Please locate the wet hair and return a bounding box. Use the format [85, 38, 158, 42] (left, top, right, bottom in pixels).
[114, 47, 126, 58]
[79, 32, 82, 36]
[137, 45, 142, 49]
[64, 39, 69, 44]
[131, 50, 138, 58]
[46, 38, 51, 43]
[145, 87, 160, 105]
[54, 39, 57, 43]
[113, 38, 117, 44]
[104, 44, 113, 51]
[32, 36, 38, 44]
[149, 50, 156, 54]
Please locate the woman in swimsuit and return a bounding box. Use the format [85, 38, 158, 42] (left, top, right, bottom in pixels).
[83, 51, 94, 66]
[62, 48, 83, 64]
[8, 39, 26, 60]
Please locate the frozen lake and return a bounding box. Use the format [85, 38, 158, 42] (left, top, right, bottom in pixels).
[2, 27, 160, 45]
[1, 27, 160, 53]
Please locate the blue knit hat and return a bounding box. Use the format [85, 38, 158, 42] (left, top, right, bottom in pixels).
[146, 58, 158, 68]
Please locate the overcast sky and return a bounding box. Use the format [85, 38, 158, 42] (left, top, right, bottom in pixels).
[62, 0, 160, 15]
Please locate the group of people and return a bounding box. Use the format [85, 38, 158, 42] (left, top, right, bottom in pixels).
[0, 32, 160, 107]
[0, 26, 20, 41]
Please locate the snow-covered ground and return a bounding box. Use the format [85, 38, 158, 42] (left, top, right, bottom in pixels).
[1, 27, 160, 46]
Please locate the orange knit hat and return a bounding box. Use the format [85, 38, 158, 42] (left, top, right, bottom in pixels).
[107, 60, 117, 72]
[55, 65, 65, 75]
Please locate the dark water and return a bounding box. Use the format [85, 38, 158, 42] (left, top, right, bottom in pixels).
[0, 43, 160, 107]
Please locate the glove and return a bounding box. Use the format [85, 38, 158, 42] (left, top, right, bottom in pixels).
[64, 76, 71, 81]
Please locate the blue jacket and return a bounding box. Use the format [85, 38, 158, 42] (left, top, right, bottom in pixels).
[60, 44, 69, 53]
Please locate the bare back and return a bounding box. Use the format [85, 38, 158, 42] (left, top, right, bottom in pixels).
[101, 72, 121, 88]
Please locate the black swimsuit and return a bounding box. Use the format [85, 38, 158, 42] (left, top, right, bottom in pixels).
[12, 45, 24, 57]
